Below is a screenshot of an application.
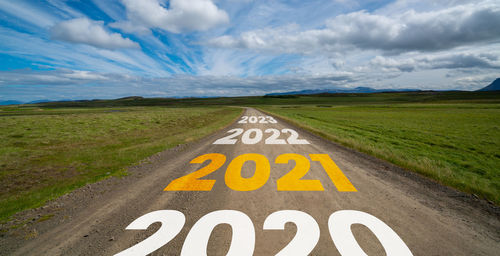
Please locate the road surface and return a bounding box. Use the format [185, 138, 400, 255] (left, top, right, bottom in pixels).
[1, 108, 499, 255]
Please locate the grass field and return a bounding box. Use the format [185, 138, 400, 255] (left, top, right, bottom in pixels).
[259, 103, 500, 204]
[0, 106, 241, 221]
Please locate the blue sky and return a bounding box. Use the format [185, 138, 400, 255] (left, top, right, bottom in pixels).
[0, 0, 499, 102]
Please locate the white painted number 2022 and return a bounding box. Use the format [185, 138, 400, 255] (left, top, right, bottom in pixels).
[214, 128, 309, 145]
[115, 210, 412, 256]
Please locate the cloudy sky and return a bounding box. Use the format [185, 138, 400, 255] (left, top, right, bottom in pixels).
[0, 0, 499, 102]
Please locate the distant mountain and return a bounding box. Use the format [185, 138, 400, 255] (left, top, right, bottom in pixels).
[27, 99, 77, 104]
[0, 100, 24, 105]
[478, 78, 500, 91]
[0, 99, 77, 105]
[266, 86, 419, 96]
[28, 99, 52, 104]
[116, 96, 144, 100]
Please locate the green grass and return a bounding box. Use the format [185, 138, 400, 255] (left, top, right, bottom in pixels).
[259, 103, 500, 204]
[0, 106, 241, 221]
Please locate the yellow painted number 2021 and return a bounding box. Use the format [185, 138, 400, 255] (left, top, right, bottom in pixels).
[164, 153, 356, 192]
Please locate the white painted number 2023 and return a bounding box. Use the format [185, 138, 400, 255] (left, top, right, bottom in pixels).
[238, 115, 278, 124]
[214, 128, 309, 145]
[115, 210, 412, 256]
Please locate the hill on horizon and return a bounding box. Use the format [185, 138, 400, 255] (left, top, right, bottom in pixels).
[0, 100, 24, 106]
[478, 78, 500, 91]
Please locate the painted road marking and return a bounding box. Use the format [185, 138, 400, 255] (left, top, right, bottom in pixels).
[115, 210, 412, 256]
[238, 115, 278, 124]
[115, 110, 412, 255]
[163, 153, 356, 192]
[213, 128, 309, 144]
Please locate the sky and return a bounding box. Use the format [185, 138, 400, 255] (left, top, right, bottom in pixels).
[0, 0, 499, 102]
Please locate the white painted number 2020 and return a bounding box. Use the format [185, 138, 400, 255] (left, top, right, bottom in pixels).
[329, 210, 413, 256]
[114, 210, 185, 256]
[263, 210, 320, 256]
[114, 210, 412, 256]
[182, 210, 254, 256]
[214, 128, 309, 145]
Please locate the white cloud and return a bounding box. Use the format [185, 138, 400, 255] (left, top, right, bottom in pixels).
[455, 74, 499, 88]
[0, 26, 173, 76]
[116, 0, 229, 34]
[370, 51, 500, 72]
[208, 0, 500, 55]
[109, 21, 151, 35]
[90, 0, 126, 21]
[46, 0, 84, 19]
[1, 67, 496, 102]
[197, 48, 293, 76]
[50, 18, 140, 50]
[0, 68, 356, 98]
[0, 1, 58, 28]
